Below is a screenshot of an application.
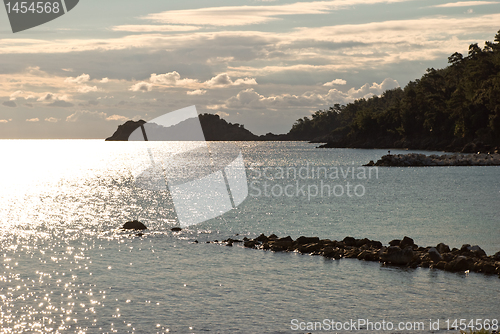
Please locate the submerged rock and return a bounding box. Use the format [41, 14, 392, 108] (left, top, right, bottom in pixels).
[171, 227, 182, 232]
[122, 220, 147, 230]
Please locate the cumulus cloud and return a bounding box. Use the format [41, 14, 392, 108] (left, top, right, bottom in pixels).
[204, 73, 257, 87]
[37, 93, 54, 102]
[187, 89, 207, 95]
[45, 117, 58, 122]
[77, 85, 99, 93]
[106, 114, 129, 122]
[3, 101, 17, 107]
[323, 79, 347, 86]
[130, 81, 153, 92]
[150, 71, 198, 86]
[216, 111, 230, 117]
[66, 110, 107, 122]
[100, 78, 109, 83]
[48, 100, 74, 107]
[26, 118, 39, 122]
[221, 78, 399, 110]
[64, 73, 90, 83]
[0, 119, 9, 123]
[9, 90, 24, 100]
[346, 78, 400, 99]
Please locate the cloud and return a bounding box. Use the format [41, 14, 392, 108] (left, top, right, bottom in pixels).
[346, 78, 400, 99]
[64, 73, 90, 83]
[66, 110, 107, 122]
[26, 118, 40, 122]
[323, 79, 347, 86]
[222, 78, 399, 109]
[9, 90, 24, 100]
[100, 78, 109, 83]
[187, 89, 207, 95]
[106, 114, 129, 122]
[48, 100, 74, 107]
[430, 1, 499, 8]
[112, 25, 201, 32]
[204, 73, 257, 87]
[150, 71, 198, 86]
[130, 81, 153, 92]
[2, 101, 17, 107]
[0, 119, 9, 123]
[37, 93, 55, 102]
[77, 85, 99, 93]
[216, 111, 230, 117]
[45, 117, 58, 122]
[143, 0, 414, 27]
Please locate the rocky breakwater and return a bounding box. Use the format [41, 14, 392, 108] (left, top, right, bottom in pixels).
[365, 153, 500, 167]
[225, 234, 500, 278]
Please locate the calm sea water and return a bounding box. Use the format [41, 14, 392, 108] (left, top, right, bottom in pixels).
[0, 140, 499, 334]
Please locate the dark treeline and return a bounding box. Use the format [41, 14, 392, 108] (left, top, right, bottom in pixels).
[290, 30, 500, 152]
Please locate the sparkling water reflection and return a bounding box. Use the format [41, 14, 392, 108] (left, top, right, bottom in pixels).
[0, 140, 499, 333]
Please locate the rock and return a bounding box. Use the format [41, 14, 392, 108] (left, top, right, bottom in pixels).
[428, 247, 443, 262]
[344, 248, 361, 258]
[389, 239, 401, 247]
[444, 256, 474, 272]
[467, 245, 487, 258]
[296, 236, 320, 245]
[255, 234, 268, 242]
[244, 240, 257, 248]
[342, 236, 356, 247]
[495, 251, 500, 261]
[171, 227, 182, 232]
[367, 240, 383, 249]
[431, 261, 447, 270]
[296, 243, 323, 254]
[357, 250, 379, 261]
[399, 236, 415, 249]
[322, 247, 343, 259]
[269, 236, 293, 252]
[474, 261, 497, 274]
[122, 220, 147, 230]
[380, 246, 414, 265]
[436, 243, 450, 254]
[268, 234, 278, 240]
[355, 238, 370, 248]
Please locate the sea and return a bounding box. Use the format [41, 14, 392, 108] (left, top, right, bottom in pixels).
[0, 140, 499, 334]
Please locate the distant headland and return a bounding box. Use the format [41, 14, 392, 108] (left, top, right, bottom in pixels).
[105, 113, 289, 141]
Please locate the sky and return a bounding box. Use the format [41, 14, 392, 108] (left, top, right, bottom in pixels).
[0, 0, 499, 138]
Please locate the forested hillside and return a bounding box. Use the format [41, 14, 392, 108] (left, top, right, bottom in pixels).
[290, 30, 500, 152]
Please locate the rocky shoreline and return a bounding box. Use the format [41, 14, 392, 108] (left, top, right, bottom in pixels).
[212, 234, 500, 278]
[365, 153, 500, 167]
